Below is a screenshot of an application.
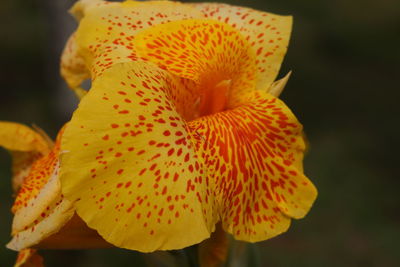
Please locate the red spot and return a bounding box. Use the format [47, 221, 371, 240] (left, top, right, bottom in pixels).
[163, 130, 171, 136]
[117, 169, 124, 175]
[102, 134, 109, 140]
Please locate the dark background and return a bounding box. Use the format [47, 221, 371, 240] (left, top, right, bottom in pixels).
[1, 0, 399, 266]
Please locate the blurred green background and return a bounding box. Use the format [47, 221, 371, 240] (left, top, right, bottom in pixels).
[1, 0, 399, 266]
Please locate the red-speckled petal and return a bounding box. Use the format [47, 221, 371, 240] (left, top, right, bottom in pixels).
[187, 90, 316, 241]
[60, 61, 217, 252]
[14, 249, 43, 267]
[71, 1, 204, 81]
[7, 196, 75, 251]
[0, 122, 51, 192]
[190, 3, 292, 91]
[135, 19, 257, 109]
[12, 128, 64, 215]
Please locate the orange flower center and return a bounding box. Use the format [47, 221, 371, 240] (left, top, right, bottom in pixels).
[199, 79, 232, 117]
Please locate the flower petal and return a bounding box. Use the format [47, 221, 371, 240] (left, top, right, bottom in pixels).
[60, 61, 217, 252]
[187, 90, 316, 241]
[14, 249, 43, 267]
[12, 128, 63, 215]
[135, 19, 257, 108]
[60, 33, 90, 99]
[72, 0, 204, 81]
[190, 3, 292, 91]
[0, 122, 50, 154]
[7, 197, 74, 251]
[0, 122, 51, 192]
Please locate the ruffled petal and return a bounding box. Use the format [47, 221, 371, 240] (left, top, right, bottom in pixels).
[60, 61, 217, 252]
[14, 249, 43, 267]
[190, 3, 292, 91]
[135, 19, 257, 110]
[187, 90, 316, 241]
[72, 0, 204, 81]
[60, 33, 90, 99]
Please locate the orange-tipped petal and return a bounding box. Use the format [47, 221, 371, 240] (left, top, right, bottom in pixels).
[190, 3, 292, 91]
[72, 1, 203, 81]
[60, 61, 217, 252]
[135, 19, 257, 109]
[14, 249, 43, 267]
[188, 90, 316, 241]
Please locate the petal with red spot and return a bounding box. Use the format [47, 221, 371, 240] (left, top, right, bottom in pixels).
[187, 90, 317, 241]
[190, 3, 292, 91]
[60, 61, 218, 252]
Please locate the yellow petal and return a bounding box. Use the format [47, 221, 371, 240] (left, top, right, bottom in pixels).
[7, 197, 75, 251]
[0, 122, 50, 154]
[60, 61, 217, 252]
[14, 249, 43, 267]
[187, 90, 316, 242]
[0, 122, 51, 192]
[12, 127, 63, 214]
[72, 0, 204, 81]
[12, 162, 61, 233]
[10, 151, 41, 192]
[135, 19, 257, 110]
[190, 3, 292, 90]
[60, 33, 90, 99]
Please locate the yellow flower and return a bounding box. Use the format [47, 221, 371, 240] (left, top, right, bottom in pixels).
[0, 122, 110, 265]
[58, 0, 317, 254]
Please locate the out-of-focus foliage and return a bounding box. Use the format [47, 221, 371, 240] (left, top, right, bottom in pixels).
[1, 0, 399, 266]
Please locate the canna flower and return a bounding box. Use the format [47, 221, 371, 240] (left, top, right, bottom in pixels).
[58, 0, 317, 253]
[0, 122, 109, 265]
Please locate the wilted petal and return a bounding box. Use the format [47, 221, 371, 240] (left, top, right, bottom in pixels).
[188, 90, 317, 241]
[190, 3, 292, 91]
[60, 61, 217, 252]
